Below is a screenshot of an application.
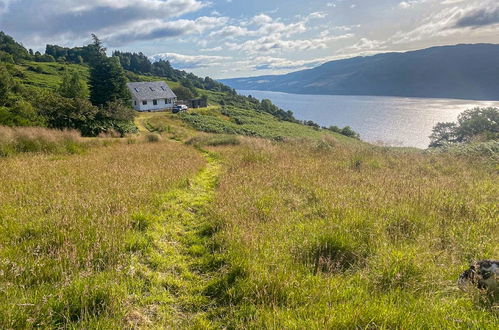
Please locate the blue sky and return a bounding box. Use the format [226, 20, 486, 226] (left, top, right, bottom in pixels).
[1, 0, 499, 78]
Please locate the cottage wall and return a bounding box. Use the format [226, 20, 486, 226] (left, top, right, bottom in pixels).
[133, 97, 176, 112]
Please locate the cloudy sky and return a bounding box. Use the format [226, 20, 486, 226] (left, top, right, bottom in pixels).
[1, 0, 499, 78]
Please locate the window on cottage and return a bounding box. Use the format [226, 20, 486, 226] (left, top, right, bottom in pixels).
[153, 99, 158, 106]
[142, 100, 147, 105]
[134, 101, 137, 106]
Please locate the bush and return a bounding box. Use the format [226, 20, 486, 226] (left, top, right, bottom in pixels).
[0, 101, 45, 127]
[326, 125, 360, 139]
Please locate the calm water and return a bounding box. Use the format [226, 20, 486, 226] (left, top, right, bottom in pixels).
[238, 90, 499, 148]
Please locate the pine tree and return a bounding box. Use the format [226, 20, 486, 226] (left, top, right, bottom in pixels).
[89, 56, 130, 106]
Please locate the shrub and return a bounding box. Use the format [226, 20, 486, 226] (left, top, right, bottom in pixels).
[0, 101, 45, 127]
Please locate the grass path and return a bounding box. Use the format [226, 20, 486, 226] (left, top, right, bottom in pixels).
[129, 149, 224, 328]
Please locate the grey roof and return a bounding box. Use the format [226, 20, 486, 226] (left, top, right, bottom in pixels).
[127, 81, 177, 100]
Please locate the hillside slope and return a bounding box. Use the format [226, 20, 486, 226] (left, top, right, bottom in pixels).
[221, 44, 499, 100]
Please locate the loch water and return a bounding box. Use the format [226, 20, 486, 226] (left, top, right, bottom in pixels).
[238, 90, 499, 148]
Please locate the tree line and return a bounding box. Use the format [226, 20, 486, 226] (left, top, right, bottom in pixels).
[1, 34, 135, 136]
[429, 107, 498, 147]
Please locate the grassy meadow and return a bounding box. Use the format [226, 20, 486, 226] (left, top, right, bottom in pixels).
[0, 134, 205, 328]
[203, 137, 498, 328]
[1, 61, 497, 328]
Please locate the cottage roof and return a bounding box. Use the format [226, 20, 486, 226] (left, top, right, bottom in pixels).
[126, 81, 177, 100]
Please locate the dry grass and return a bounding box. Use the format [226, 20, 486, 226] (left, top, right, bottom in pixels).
[205, 136, 498, 328]
[0, 126, 86, 156]
[0, 140, 205, 328]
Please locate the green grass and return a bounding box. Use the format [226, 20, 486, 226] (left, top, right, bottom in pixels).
[0, 139, 205, 328]
[203, 138, 498, 328]
[126, 150, 225, 328]
[13, 61, 90, 91]
[177, 106, 352, 141]
[1, 57, 497, 328]
[429, 140, 499, 163]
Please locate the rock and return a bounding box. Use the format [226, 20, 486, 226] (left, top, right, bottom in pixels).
[458, 260, 499, 293]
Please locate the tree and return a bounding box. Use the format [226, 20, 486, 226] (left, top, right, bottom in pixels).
[456, 107, 499, 142]
[0, 32, 30, 62]
[172, 86, 195, 100]
[89, 56, 130, 106]
[429, 107, 499, 147]
[59, 70, 88, 99]
[0, 64, 13, 106]
[429, 122, 459, 147]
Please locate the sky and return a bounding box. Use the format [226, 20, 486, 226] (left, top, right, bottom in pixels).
[1, 0, 499, 78]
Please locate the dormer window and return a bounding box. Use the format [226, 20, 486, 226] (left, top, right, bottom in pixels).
[149, 87, 155, 91]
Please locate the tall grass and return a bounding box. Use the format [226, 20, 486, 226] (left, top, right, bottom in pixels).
[0, 140, 205, 328]
[206, 137, 498, 328]
[0, 126, 86, 156]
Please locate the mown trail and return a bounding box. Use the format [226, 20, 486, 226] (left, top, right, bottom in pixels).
[129, 131, 225, 327]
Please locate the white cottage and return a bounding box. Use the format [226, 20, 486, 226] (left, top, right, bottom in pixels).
[127, 81, 177, 112]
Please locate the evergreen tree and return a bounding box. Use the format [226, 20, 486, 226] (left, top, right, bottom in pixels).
[59, 70, 88, 99]
[89, 56, 130, 106]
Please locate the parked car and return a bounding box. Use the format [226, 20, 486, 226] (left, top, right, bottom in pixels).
[172, 104, 188, 113]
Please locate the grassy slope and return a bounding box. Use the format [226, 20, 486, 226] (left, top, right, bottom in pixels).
[1, 60, 497, 328]
[13, 61, 90, 91]
[11, 60, 352, 142]
[0, 139, 206, 328]
[206, 138, 498, 328]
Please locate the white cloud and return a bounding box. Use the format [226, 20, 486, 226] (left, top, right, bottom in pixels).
[150, 52, 232, 69]
[0, 0, 210, 46]
[398, 0, 428, 9]
[339, 38, 387, 52]
[391, 0, 499, 44]
[226, 33, 353, 55]
[104, 16, 229, 46]
[250, 14, 273, 25]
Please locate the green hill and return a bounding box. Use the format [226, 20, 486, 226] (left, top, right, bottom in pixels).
[222, 43, 499, 101]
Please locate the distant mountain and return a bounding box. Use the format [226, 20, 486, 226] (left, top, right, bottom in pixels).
[221, 44, 499, 100]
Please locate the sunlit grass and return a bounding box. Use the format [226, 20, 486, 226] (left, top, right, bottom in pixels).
[0, 113, 497, 328]
[0, 126, 88, 157]
[205, 137, 498, 328]
[0, 139, 205, 328]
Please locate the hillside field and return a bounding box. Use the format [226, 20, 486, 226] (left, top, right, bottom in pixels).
[0, 108, 497, 328]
